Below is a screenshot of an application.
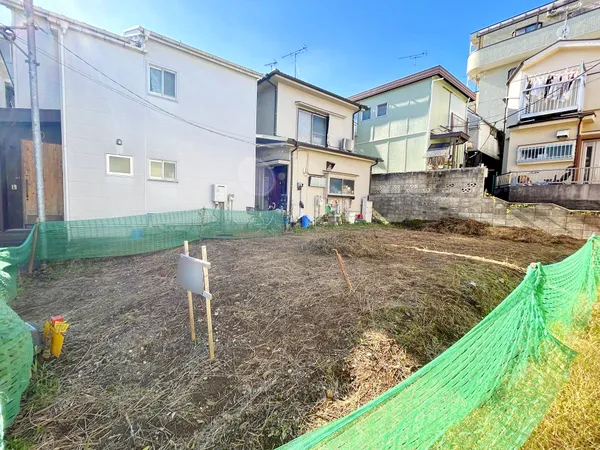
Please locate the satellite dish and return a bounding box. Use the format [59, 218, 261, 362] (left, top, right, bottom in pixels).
[557, 24, 570, 40]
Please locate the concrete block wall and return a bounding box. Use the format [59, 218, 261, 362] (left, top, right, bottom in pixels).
[370, 168, 600, 239]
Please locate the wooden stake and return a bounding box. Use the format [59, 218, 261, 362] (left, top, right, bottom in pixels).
[28, 224, 39, 274]
[183, 240, 196, 342]
[334, 249, 352, 291]
[202, 245, 215, 360]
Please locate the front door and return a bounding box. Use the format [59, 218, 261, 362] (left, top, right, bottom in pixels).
[21, 140, 64, 225]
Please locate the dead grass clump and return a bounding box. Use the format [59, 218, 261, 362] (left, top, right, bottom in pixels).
[522, 306, 600, 449]
[486, 226, 582, 246]
[422, 218, 489, 236]
[305, 330, 419, 430]
[302, 231, 391, 258]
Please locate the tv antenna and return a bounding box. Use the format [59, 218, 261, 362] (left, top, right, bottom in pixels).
[555, 1, 581, 40]
[265, 59, 278, 71]
[398, 51, 427, 72]
[282, 45, 307, 78]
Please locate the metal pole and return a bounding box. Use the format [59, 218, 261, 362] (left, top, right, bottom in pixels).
[24, 0, 46, 222]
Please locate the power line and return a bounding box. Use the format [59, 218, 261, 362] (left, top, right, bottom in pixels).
[6, 14, 261, 146]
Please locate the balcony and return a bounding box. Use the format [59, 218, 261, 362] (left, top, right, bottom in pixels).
[467, 5, 600, 78]
[519, 76, 584, 120]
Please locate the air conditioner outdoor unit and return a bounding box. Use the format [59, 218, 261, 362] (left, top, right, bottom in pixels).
[341, 138, 355, 152]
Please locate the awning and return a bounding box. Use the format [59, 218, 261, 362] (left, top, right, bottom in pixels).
[425, 143, 450, 158]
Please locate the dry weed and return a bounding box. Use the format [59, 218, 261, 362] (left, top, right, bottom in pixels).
[305, 330, 418, 430]
[302, 231, 391, 258]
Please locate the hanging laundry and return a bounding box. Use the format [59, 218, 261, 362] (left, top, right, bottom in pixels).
[544, 75, 554, 99]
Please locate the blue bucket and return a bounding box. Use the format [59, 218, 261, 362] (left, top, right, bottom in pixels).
[300, 215, 311, 228]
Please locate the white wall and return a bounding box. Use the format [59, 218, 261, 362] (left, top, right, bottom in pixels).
[256, 81, 275, 135]
[21, 23, 258, 220]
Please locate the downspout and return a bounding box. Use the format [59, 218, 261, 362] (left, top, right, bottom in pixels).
[58, 22, 70, 220]
[266, 78, 278, 135]
[574, 115, 584, 182]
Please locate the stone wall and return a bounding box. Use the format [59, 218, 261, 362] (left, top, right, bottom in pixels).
[370, 168, 600, 239]
[507, 184, 600, 211]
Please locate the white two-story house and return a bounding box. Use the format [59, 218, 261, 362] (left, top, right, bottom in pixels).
[0, 0, 260, 227]
[255, 70, 379, 222]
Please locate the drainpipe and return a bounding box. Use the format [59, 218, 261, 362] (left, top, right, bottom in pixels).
[288, 140, 299, 221]
[574, 115, 584, 182]
[266, 78, 278, 135]
[58, 22, 70, 221]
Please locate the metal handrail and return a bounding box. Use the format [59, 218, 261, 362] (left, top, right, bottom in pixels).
[497, 166, 600, 187]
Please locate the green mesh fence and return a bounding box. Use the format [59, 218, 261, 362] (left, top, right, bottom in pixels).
[280, 237, 600, 450]
[0, 215, 598, 449]
[0, 208, 282, 442]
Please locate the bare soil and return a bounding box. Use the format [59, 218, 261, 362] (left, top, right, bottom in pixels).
[8, 224, 583, 449]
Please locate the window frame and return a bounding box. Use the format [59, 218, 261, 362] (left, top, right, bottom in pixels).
[516, 141, 575, 164]
[362, 108, 372, 121]
[513, 22, 542, 37]
[106, 154, 134, 177]
[148, 64, 178, 100]
[328, 177, 356, 198]
[148, 158, 178, 181]
[376, 103, 388, 118]
[297, 109, 328, 147]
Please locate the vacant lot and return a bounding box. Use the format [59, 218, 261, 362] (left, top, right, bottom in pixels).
[7, 224, 583, 449]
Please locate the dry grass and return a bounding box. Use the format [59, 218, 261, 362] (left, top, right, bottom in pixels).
[305, 330, 418, 430]
[301, 231, 391, 258]
[523, 306, 600, 450]
[400, 217, 582, 246]
[6, 226, 583, 449]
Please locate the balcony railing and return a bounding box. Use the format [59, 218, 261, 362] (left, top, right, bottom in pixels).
[497, 166, 600, 187]
[516, 141, 575, 164]
[519, 77, 584, 120]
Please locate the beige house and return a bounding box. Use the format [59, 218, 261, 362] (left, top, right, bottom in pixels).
[467, 0, 600, 131]
[497, 39, 600, 209]
[350, 66, 485, 174]
[255, 70, 378, 222]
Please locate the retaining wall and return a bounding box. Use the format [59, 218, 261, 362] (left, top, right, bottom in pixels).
[370, 168, 600, 239]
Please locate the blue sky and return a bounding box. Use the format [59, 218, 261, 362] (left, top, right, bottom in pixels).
[1, 0, 545, 96]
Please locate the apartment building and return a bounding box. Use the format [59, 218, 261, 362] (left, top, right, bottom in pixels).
[0, 0, 260, 228]
[496, 39, 600, 209]
[467, 0, 600, 133]
[350, 66, 481, 174]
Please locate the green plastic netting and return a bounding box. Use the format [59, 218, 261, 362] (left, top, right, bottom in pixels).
[280, 237, 599, 449]
[0, 208, 283, 442]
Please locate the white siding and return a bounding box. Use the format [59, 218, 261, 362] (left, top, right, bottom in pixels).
[14, 17, 258, 220]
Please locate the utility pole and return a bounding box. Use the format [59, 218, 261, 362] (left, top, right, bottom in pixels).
[24, 0, 46, 222]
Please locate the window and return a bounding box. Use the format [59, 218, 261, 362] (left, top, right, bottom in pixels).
[517, 141, 574, 164]
[362, 108, 372, 121]
[106, 154, 133, 176]
[513, 22, 542, 37]
[149, 65, 177, 99]
[329, 177, 355, 196]
[376, 103, 387, 117]
[149, 159, 177, 181]
[298, 110, 327, 146]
